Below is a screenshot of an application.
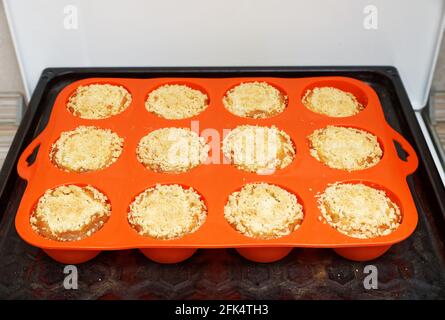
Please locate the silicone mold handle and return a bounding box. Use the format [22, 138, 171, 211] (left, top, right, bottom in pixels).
[390, 127, 419, 175]
[17, 133, 45, 180]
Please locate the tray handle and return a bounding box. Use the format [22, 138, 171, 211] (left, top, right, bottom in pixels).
[17, 133, 45, 180]
[389, 127, 418, 176]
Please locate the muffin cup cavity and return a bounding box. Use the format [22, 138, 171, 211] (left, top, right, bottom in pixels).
[30, 184, 112, 242]
[136, 127, 210, 174]
[222, 81, 288, 119]
[145, 82, 210, 120]
[222, 125, 296, 174]
[317, 180, 403, 240]
[127, 184, 207, 240]
[307, 125, 384, 171]
[224, 183, 305, 240]
[301, 79, 368, 117]
[49, 126, 124, 173]
[66, 82, 133, 120]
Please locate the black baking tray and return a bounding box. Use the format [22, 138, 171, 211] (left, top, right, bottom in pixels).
[0, 67, 444, 299]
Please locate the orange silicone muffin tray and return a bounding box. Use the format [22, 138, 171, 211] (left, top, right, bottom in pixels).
[16, 76, 419, 264]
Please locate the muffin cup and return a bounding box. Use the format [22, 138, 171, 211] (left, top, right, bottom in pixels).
[333, 246, 392, 262]
[44, 249, 101, 264]
[236, 247, 293, 263]
[139, 248, 198, 264]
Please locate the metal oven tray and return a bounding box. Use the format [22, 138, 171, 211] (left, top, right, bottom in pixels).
[0, 67, 444, 299]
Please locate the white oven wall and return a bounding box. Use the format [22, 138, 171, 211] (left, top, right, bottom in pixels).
[3, 0, 445, 109]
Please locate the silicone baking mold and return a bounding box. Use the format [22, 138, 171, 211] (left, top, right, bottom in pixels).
[16, 76, 419, 264]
